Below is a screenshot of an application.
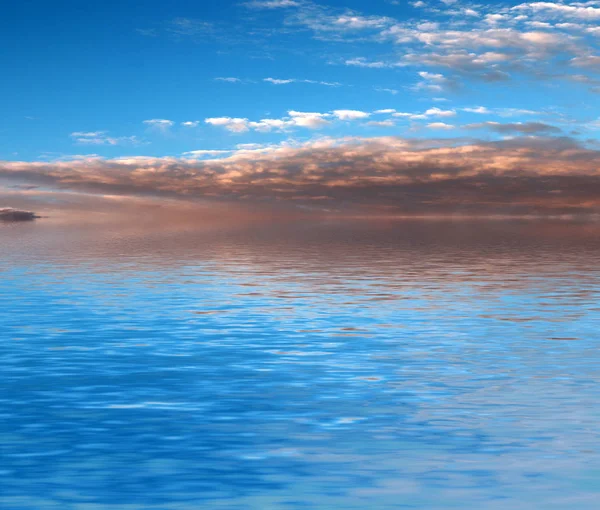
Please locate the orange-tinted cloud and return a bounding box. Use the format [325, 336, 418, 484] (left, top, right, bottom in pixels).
[2, 136, 600, 216]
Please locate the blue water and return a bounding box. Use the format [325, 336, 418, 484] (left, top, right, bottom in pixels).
[1, 219, 600, 509]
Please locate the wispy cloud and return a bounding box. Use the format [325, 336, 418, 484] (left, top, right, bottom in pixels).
[167, 18, 215, 37]
[215, 76, 341, 86]
[245, 0, 301, 8]
[344, 57, 391, 68]
[215, 77, 243, 83]
[263, 77, 341, 86]
[264, 77, 296, 84]
[70, 132, 141, 146]
[143, 119, 175, 132]
[374, 87, 399, 95]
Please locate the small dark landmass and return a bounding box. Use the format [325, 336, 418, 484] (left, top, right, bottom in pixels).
[0, 208, 40, 222]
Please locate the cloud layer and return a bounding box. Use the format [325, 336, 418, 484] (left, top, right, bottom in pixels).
[4, 135, 600, 216]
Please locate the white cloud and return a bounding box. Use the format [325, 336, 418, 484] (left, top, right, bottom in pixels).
[204, 111, 334, 132]
[201, 102, 536, 135]
[393, 112, 425, 118]
[71, 131, 104, 138]
[571, 54, 600, 68]
[203, 107, 401, 133]
[417, 22, 440, 31]
[143, 119, 175, 131]
[264, 77, 296, 84]
[527, 21, 553, 28]
[389, 27, 570, 54]
[484, 13, 507, 25]
[288, 110, 332, 128]
[334, 14, 393, 30]
[303, 79, 342, 86]
[333, 109, 371, 120]
[426, 122, 455, 129]
[183, 150, 233, 157]
[236, 143, 268, 150]
[249, 118, 290, 131]
[263, 77, 341, 86]
[463, 106, 491, 114]
[181, 121, 200, 127]
[205, 117, 251, 133]
[414, 71, 454, 92]
[424, 107, 456, 117]
[513, 2, 600, 20]
[388, 106, 457, 120]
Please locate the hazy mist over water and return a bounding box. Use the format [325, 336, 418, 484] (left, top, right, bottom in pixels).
[2, 218, 600, 509]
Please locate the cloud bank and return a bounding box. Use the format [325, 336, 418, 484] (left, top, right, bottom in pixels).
[4, 136, 600, 216]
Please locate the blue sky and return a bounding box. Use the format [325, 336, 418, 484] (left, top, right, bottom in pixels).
[2, 0, 600, 216]
[3, 0, 598, 160]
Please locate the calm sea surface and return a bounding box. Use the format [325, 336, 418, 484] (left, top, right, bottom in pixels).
[1, 218, 600, 509]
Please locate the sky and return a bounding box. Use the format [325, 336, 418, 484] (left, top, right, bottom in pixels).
[3, 0, 600, 217]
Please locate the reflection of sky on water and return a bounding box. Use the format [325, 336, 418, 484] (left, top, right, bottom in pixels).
[1, 219, 600, 509]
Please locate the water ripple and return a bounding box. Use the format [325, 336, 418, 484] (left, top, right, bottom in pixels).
[1, 219, 600, 508]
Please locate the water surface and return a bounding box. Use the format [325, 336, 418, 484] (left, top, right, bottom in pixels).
[1, 218, 600, 509]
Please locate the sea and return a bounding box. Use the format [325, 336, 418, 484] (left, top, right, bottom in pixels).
[1, 217, 599, 509]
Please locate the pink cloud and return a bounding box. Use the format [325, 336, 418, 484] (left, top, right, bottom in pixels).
[3, 136, 600, 216]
